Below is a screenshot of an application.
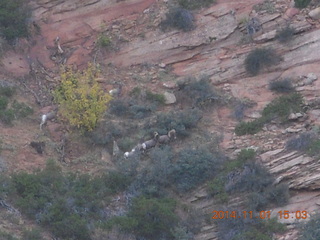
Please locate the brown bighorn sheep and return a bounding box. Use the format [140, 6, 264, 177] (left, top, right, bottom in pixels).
[158, 129, 176, 144]
[142, 132, 159, 150]
[40, 111, 56, 130]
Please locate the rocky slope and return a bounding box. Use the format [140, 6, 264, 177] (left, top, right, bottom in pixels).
[2, 0, 320, 239]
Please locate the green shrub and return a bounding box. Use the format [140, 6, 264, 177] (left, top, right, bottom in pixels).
[97, 34, 112, 48]
[151, 109, 202, 137]
[286, 132, 314, 151]
[161, 8, 195, 32]
[236, 93, 303, 136]
[300, 214, 320, 240]
[109, 99, 129, 117]
[225, 149, 256, 172]
[262, 92, 303, 122]
[207, 176, 228, 202]
[12, 100, 33, 118]
[0, 0, 30, 42]
[0, 86, 15, 97]
[0, 96, 8, 110]
[276, 26, 295, 43]
[5, 160, 130, 240]
[0, 109, 14, 125]
[146, 90, 165, 104]
[245, 48, 281, 76]
[226, 163, 273, 193]
[235, 119, 264, 136]
[178, 0, 216, 10]
[177, 76, 217, 107]
[110, 197, 178, 239]
[217, 213, 285, 240]
[294, 0, 311, 9]
[307, 139, 320, 156]
[172, 147, 223, 192]
[269, 78, 294, 93]
[0, 231, 18, 240]
[22, 228, 43, 240]
[247, 183, 289, 212]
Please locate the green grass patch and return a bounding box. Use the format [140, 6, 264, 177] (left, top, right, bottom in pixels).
[146, 90, 166, 104]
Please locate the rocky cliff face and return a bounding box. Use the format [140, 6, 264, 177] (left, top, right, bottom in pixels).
[2, 0, 320, 239]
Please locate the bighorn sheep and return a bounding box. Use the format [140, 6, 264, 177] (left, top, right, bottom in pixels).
[109, 84, 122, 97]
[158, 129, 176, 144]
[124, 149, 136, 158]
[40, 111, 56, 130]
[142, 132, 159, 150]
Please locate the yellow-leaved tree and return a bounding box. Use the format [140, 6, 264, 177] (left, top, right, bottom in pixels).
[54, 64, 112, 131]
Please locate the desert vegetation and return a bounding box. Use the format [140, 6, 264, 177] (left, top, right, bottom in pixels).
[294, 0, 312, 8]
[54, 64, 112, 131]
[269, 78, 294, 93]
[161, 8, 195, 32]
[235, 92, 303, 135]
[245, 48, 281, 76]
[0, 160, 131, 240]
[0, 0, 30, 42]
[300, 213, 320, 240]
[0, 85, 33, 125]
[276, 26, 295, 43]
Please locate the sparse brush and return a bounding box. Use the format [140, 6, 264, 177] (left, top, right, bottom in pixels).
[269, 78, 294, 93]
[161, 8, 195, 32]
[245, 48, 281, 76]
[178, 0, 216, 10]
[276, 26, 295, 43]
[294, 0, 311, 9]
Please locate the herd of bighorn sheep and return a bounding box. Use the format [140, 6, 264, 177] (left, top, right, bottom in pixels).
[124, 129, 176, 158]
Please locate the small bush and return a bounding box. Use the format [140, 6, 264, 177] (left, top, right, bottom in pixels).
[0, 0, 30, 42]
[217, 212, 285, 240]
[0, 231, 18, 240]
[286, 132, 314, 151]
[245, 48, 281, 76]
[12, 100, 33, 118]
[276, 26, 295, 43]
[177, 76, 217, 107]
[225, 149, 256, 172]
[235, 119, 264, 136]
[22, 228, 43, 240]
[178, 0, 216, 10]
[110, 197, 178, 240]
[0, 96, 8, 110]
[207, 176, 228, 202]
[97, 34, 112, 48]
[146, 90, 165, 104]
[233, 102, 248, 121]
[307, 139, 320, 156]
[0, 109, 14, 125]
[53, 64, 112, 131]
[294, 0, 311, 9]
[129, 104, 153, 119]
[300, 213, 320, 240]
[109, 99, 129, 117]
[151, 108, 202, 137]
[0, 86, 15, 97]
[226, 163, 273, 193]
[262, 92, 303, 122]
[172, 147, 223, 192]
[161, 8, 195, 32]
[269, 78, 294, 93]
